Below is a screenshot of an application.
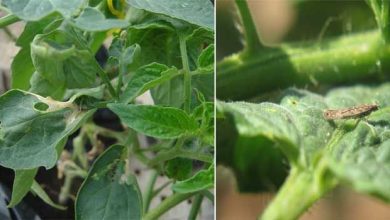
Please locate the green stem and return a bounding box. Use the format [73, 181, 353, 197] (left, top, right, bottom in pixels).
[85, 123, 127, 142]
[188, 194, 203, 220]
[72, 129, 88, 169]
[125, 128, 151, 169]
[200, 190, 214, 203]
[148, 148, 213, 166]
[116, 69, 124, 97]
[367, 0, 390, 41]
[143, 170, 159, 213]
[262, 122, 351, 219]
[235, 0, 263, 54]
[179, 34, 192, 113]
[143, 193, 195, 220]
[148, 138, 184, 166]
[94, 60, 117, 99]
[260, 163, 336, 220]
[148, 138, 213, 166]
[217, 30, 390, 100]
[0, 14, 20, 29]
[178, 150, 213, 164]
[116, 37, 128, 97]
[59, 174, 75, 204]
[265, 118, 364, 219]
[152, 181, 172, 197]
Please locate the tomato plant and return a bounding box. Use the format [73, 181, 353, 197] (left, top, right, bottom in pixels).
[0, 0, 214, 219]
[217, 0, 390, 219]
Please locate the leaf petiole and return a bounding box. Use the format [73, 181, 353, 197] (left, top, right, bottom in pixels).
[179, 33, 192, 113]
[0, 14, 20, 28]
[142, 192, 195, 220]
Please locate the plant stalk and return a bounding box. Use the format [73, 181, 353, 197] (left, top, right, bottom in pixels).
[143, 170, 159, 213]
[235, 0, 263, 54]
[148, 146, 213, 166]
[217, 30, 390, 100]
[72, 130, 88, 169]
[179, 34, 192, 113]
[142, 192, 194, 220]
[201, 190, 214, 202]
[59, 174, 75, 204]
[94, 60, 118, 99]
[188, 194, 203, 220]
[0, 14, 20, 29]
[260, 166, 335, 220]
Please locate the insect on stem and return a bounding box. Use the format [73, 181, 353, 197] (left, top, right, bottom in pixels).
[323, 104, 379, 120]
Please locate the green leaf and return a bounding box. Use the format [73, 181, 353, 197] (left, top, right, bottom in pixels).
[164, 158, 193, 181]
[193, 102, 213, 124]
[172, 165, 214, 193]
[8, 169, 38, 207]
[219, 83, 390, 203]
[125, 20, 180, 68]
[29, 72, 66, 100]
[192, 97, 214, 146]
[75, 145, 142, 220]
[126, 0, 214, 30]
[120, 63, 178, 103]
[11, 48, 35, 90]
[218, 101, 301, 164]
[11, 16, 59, 90]
[151, 73, 214, 109]
[108, 104, 198, 139]
[8, 138, 67, 207]
[73, 7, 129, 31]
[63, 85, 106, 110]
[193, 73, 214, 101]
[109, 41, 141, 74]
[151, 75, 185, 108]
[323, 85, 390, 201]
[236, 136, 287, 192]
[1, 0, 83, 21]
[198, 44, 214, 70]
[186, 27, 214, 47]
[31, 30, 98, 98]
[31, 181, 66, 210]
[0, 90, 95, 169]
[65, 85, 106, 101]
[186, 27, 214, 71]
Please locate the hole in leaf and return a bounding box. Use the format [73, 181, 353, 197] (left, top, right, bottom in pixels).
[34, 102, 49, 111]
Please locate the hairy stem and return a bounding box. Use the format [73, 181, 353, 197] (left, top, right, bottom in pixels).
[260, 161, 336, 220]
[217, 30, 390, 100]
